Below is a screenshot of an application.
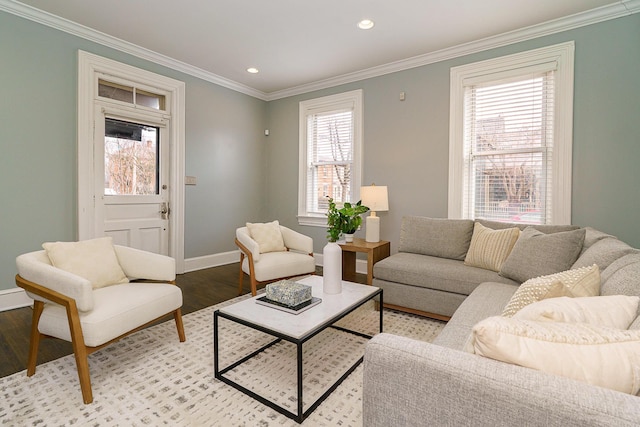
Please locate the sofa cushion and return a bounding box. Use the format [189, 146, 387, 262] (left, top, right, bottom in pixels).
[42, 237, 129, 289]
[433, 282, 517, 351]
[471, 316, 640, 395]
[572, 236, 638, 271]
[476, 219, 579, 234]
[374, 253, 518, 296]
[499, 227, 586, 283]
[501, 264, 600, 317]
[600, 253, 640, 297]
[246, 220, 286, 254]
[580, 227, 615, 253]
[514, 295, 640, 330]
[464, 223, 520, 272]
[398, 217, 474, 261]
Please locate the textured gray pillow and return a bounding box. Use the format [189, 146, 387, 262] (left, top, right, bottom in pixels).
[600, 253, 640, 297]
[499, 227, 586, 283]
[572, 237, 638, 271]
[398, 216, 474, 260]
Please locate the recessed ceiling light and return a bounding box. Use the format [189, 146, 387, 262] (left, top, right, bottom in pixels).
[358, 19, 374, 30]
[246, 67, 259, 74]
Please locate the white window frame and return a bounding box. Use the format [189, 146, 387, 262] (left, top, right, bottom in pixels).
[298, 89, 363, 227]
[77, 50, 186, 271]
[448, 42, 574, 224]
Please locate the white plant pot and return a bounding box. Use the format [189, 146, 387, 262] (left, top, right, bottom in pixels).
[323, 241, 342, 294]
[344, 233, 354, 243]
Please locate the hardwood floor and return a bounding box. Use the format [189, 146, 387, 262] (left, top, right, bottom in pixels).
[0, 263, 365, 378]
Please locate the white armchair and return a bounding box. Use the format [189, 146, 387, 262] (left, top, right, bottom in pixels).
[15, 242, 185, 404]
[235, 223, 316, 296]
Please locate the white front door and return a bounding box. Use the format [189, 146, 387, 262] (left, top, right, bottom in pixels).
[94, 108, 170, 255]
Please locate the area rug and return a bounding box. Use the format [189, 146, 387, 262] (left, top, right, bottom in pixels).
[0, 294, 444, 426]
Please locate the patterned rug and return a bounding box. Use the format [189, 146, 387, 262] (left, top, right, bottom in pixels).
[0, 294, 444, 426]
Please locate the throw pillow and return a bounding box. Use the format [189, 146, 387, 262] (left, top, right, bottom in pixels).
[499, 227, 586, 283]
[514, 295, 640, 330]
[398, 217, 474, 260]
[246, 220, 286, 253]
[42, 237, 129, 289]
[471, 316, 640, 395]
[464, 222, 520, 272]
[501, 264, 601, 317]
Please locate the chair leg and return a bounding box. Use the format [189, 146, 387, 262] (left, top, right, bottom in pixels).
[65, 302, 93, 404]
[250, 276, 258, 296]
[238, 252, 245, 295]
[26, 300, 45, 377]
[173, 309, 186, 342]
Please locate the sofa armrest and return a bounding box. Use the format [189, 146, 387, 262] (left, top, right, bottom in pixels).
[114, 245, 175, 282]
[363, 333, 640, 427]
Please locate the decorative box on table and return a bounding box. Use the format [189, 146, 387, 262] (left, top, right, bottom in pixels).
[265, 280, 312, 307]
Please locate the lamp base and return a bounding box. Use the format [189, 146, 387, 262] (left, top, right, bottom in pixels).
[365, 215, 381, 243]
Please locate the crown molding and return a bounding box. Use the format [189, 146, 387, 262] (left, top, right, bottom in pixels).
[265, 0, 639, 100]
[2, 0, 638, 102]
[0, 0, 269, 100]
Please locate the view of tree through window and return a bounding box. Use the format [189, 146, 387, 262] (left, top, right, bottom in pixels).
[465, 73, 553, 224]
[307, 110, 353, 213]
[104, 118, 159, 195]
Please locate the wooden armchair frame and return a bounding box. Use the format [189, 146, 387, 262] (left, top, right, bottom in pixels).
[15, 274, 185, 404]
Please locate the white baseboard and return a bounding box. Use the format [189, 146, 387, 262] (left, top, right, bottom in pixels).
[0, 288, 33, 312]
[183, 250, 242, 272]
[184, 251, 367, 274]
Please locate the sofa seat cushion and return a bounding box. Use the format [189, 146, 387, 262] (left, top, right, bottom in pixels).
[38, 282, 182, 347]
[374, 253, 518, 296]
[432, 282, 517, 351]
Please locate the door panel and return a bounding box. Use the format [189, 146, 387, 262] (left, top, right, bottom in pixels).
[95, 108, 170, 255]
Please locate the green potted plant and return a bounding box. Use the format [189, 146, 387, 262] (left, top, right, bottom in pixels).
[339, 201, 369, 241]
[326, 197, 369, 243]
[326, 197, 343, 242]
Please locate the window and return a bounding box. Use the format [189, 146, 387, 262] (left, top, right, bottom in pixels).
[298, 90, 363, 226]
[449, 42, 574, 225]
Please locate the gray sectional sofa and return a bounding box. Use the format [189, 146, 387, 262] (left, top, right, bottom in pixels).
[364, 216, 640, 426]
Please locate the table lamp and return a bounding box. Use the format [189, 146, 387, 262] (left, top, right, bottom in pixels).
[360, 184, 389, 243]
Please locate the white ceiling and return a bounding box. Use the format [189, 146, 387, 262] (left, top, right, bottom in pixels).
[9, 0, 633, 98]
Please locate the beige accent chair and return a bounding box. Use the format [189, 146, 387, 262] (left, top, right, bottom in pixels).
[15, 244, 185, 404]
[235, 225, 315, 296]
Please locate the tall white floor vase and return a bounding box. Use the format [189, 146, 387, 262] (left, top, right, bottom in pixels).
[323, 241, 342, 294]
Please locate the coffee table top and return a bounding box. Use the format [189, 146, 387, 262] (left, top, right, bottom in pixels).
[218, 275, 379, 340]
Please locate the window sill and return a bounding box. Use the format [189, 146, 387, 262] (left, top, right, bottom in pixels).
[297, 215, 327, 227]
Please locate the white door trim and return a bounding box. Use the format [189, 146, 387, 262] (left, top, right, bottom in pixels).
[77, 50, 186, 273]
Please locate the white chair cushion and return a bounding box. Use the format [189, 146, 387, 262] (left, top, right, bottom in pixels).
[42, 237, 129, 289]
[242, 251, 316, 282]
[38, 283, 182, 347]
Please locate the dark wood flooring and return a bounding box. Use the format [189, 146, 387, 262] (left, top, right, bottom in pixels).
[0, 263, 365, 378]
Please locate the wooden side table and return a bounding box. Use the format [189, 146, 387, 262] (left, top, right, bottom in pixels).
[338, 238, 390, 285]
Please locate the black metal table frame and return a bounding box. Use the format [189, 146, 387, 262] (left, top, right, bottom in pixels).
[213, 289, 382, 424]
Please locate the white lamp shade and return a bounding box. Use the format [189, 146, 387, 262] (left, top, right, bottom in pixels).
[360, 185, 389, 212]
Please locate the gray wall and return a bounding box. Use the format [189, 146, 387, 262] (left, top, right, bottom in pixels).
[266, 13, 640, 254]
[1, 10, 638, 294]
[0, 11, 266, 292]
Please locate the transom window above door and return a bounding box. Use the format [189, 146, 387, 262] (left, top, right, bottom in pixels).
[98, 79, 166, 110]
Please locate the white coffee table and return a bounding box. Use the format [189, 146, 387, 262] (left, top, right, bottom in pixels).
[213, 275, 383, 423]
